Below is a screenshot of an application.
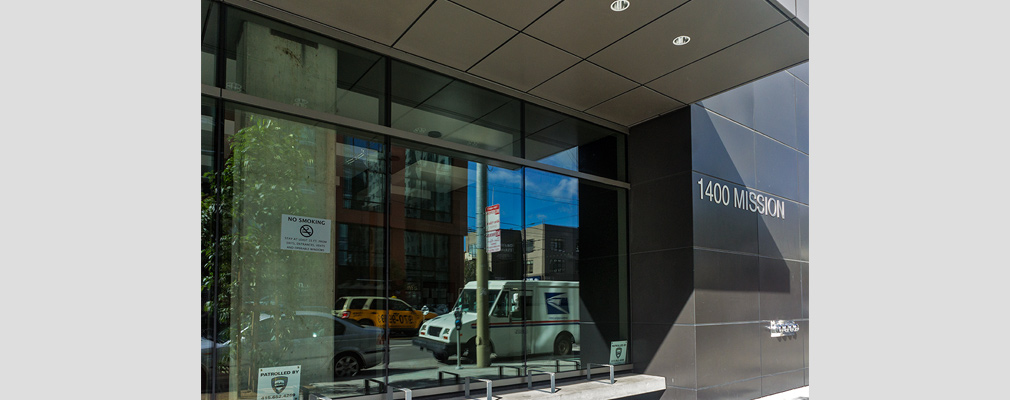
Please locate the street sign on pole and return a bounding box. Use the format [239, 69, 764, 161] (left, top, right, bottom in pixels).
[487, 230, 501, 253]
[486, 204, 501, 253]
[485, 204, 500, 231]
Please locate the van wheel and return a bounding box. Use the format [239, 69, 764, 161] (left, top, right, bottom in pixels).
[554, 332, 573, 356]
[358, 319, 373, 326]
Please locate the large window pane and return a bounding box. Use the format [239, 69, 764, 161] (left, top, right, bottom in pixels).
[523, 169, 581, 371]
[575, 180, 630, 368]
[388, 139, 525, 388]
[392, 61, 521, 157]
[525, 103, 627, 181]
[211, 103, 386, 399]
[201, 7, 633, 398]
[223, 7, 386, 124]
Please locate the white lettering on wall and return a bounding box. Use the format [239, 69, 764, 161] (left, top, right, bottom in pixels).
[697, 178, 786, 219]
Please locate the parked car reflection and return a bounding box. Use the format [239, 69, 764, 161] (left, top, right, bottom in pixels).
[334, 296, 437, 335]
[201, 310, 384, 388]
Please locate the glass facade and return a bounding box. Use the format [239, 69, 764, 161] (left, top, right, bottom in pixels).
[201, 3, 628, 398]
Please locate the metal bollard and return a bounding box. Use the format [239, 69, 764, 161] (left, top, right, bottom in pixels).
[364, 378, 385, 394]
[586, 363, 615, 384]
[464, 377, 493, 400]
[498, 365, 524, 378]
[527, 369, 556, 394]
[386, 385, 411, 400]
[438, 371, 461, 385]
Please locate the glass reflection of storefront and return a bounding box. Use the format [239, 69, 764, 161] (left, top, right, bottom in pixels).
[201, 2, 628, 398]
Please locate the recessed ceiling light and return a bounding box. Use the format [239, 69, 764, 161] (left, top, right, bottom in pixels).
[611, 1, 630, 12]
[428, 131, 442, 138]
[673, 36, 691, 46]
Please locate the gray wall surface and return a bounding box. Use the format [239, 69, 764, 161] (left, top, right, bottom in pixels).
[629, 63, 809, 400]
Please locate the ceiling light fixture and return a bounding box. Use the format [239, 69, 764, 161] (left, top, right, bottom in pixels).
[611, 1, 630, 12]
[673, 36, 691, 46]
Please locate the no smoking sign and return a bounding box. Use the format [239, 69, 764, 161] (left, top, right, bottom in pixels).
[281, 214, 331, 253]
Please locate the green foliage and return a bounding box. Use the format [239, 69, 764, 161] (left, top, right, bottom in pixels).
[202, 113, 325, 383]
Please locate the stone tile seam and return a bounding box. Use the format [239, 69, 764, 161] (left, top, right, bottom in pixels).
[628, 246, 694, 257]
[629, 170, 693, 189]
[666, 367, 808, 391]
[628, 320, 811, 329]
[692, 246, 809, 264]
[698, 105, 809, 156]
[667, 319, 809, 327]
[626, 247, 810, 263]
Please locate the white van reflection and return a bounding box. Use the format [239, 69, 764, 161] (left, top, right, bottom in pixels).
[412, 280, 579, 363]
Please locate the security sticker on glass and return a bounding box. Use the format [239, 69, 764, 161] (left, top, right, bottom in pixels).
[257, 365, 300, 400]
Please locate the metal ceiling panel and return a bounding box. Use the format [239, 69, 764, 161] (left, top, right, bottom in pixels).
[646, 22, 809, 104]
[468, 33, 581, 92]
[394, 0, 517, 71]
[449, 0, 562, 30]
[587, 86, 686, 127]
[523, 0, 689, 58]
[590, 0, 787, 84]
[528, 61, 638, 112]
[255, 0, 434, 46]
[232, 0, 808, 129]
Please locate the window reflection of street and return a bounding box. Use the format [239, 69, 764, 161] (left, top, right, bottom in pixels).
[199, 12, 629, 394]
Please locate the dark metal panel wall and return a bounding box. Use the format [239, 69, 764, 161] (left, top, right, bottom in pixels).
[628, 63, 809, 399]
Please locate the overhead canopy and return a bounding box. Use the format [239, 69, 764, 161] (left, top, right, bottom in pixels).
[250, 0, 808, 129]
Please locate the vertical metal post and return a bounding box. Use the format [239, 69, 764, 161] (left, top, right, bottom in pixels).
[475, 164, 490, 367]
[383, 134, 392, 388]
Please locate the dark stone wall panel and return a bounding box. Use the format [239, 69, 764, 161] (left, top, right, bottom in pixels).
[694, 249, 760, 324]
[788, 62, 809, 85]
[630, 248, 695, 325]
[754, 134, 799, 201]
[760, 324, 804, 375]
[758, 258, 802, 321]
[632, 173, 694, 253]
[798, 154, 808, 204]
[761, 370, 805, 397]
[798, 205, 809, 261]
[632, 323, 698, 389]
[795, 79, 809, 154]
[800, 263, 809, 318]
[800, 320, 809, 369]
[660, 387, 699, 400]
[753, 72, 797, 149]
[757, 200, 801, 260]
[629, 107, 692, 185]
[697, 82, 755, 129]
[696, 323, 761, 388]
[692, 174, 758, 254]
[691, 105, 756, 188]
[696, 378, 761, 400]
